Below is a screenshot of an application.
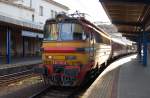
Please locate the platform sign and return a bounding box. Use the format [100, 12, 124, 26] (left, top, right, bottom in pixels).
[22, 30, 43, 38]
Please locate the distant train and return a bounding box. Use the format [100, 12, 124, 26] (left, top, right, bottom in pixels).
[35, 13, 135, 86]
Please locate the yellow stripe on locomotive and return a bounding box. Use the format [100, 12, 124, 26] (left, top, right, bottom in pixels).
[42, 41, 90, 66]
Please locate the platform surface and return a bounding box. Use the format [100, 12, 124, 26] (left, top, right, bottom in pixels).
[82, 54, 150, 98]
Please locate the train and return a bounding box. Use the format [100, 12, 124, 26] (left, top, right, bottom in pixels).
[35, 13, 135, 86]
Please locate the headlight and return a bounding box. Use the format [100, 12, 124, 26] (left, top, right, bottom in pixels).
[45, 55, 52, 59]
[48, 56, 52, 59]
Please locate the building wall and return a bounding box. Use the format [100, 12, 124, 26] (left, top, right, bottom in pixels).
[35, 0, 68, 25]
[0, 0, 69, 64]
[13, 0, 69, 25]
[15, 0, 31, 7]
[0, 0, 68, 27]
[0, 2, 34, 22]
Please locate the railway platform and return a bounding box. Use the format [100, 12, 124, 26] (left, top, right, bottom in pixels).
[82, 54, 150, 98]
[0, 57, 42, 76]
[0, 56, 42, 69]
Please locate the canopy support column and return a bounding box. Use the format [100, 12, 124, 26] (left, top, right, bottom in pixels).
[142, 31, 147, 66]
[6, 28, 11, 64]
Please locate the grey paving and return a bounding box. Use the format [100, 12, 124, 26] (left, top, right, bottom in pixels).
[83, 54, 150, 98]
[82, 62, 120, 98]
[118, 59, 150, 98]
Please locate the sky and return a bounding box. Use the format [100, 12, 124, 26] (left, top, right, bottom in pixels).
[54, 0, 110, 23]
[54, 0, 134, 44]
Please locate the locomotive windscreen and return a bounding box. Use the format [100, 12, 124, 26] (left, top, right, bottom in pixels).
[44, 23, 87, 41]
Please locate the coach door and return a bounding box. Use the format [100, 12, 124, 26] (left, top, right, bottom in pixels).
[89, 32, 95, 61]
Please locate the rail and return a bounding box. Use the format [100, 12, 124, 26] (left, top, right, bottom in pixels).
[29, 86, 79, 98]
[0, 69, 37, 87]
[29, 86, 50, 98]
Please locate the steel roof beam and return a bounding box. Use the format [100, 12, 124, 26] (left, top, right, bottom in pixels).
[119, 31, 140, 34]
[122, 33, 139, 37]
[99, 0, 150, 4]
[112, 20, 142, 26]
[123, 35, 138, 41]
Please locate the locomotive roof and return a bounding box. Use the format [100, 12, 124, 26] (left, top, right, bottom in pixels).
[45, 14, 111, 40]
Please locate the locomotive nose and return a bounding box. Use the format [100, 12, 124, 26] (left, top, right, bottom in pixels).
[51, 64, 80, 86]
[62, 65, 80, 86]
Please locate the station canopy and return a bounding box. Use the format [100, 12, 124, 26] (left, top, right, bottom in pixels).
[99, 0, 150, 42]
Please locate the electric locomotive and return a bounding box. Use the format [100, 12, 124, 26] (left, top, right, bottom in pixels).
[35, 13, 137, 86]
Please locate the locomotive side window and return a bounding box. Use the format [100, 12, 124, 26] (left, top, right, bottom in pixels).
[83, 32, 90, 41]
[102, 37, 110, 45]
[93, 31, 110, 45]
[94, 32, 102, 43]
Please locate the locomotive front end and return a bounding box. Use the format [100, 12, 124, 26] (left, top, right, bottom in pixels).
[42, 42, 89, 86]
[39, 17, 91, 86]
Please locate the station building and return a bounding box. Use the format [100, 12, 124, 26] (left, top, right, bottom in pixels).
[0, 0, 69, 64]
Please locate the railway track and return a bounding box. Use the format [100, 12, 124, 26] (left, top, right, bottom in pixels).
[0, 69, 38, 87]
[28, 68, 103, 98]
[29, 86, 79, 98]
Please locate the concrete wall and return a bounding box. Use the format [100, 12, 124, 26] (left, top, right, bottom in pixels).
[1, 0, 69, 26]
[0, 2, 34, 22]
[0, 0, 69, 64]
[35, 0, 68, 25]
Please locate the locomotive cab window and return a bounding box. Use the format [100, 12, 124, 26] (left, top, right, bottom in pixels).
[72, 24, 84, 40]
[44, 22, 85, 41]
[61, 23, 73, 40]
[44, 23, 59, 40]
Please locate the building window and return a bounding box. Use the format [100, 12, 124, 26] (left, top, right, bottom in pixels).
[32, 14, 34, 22]
[55, 11, 57, 16]
[30, 0, 32, 8]
[51, 10, 54, 18]
[62, 11, 66, 14]
[39, 6, 43, 16]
